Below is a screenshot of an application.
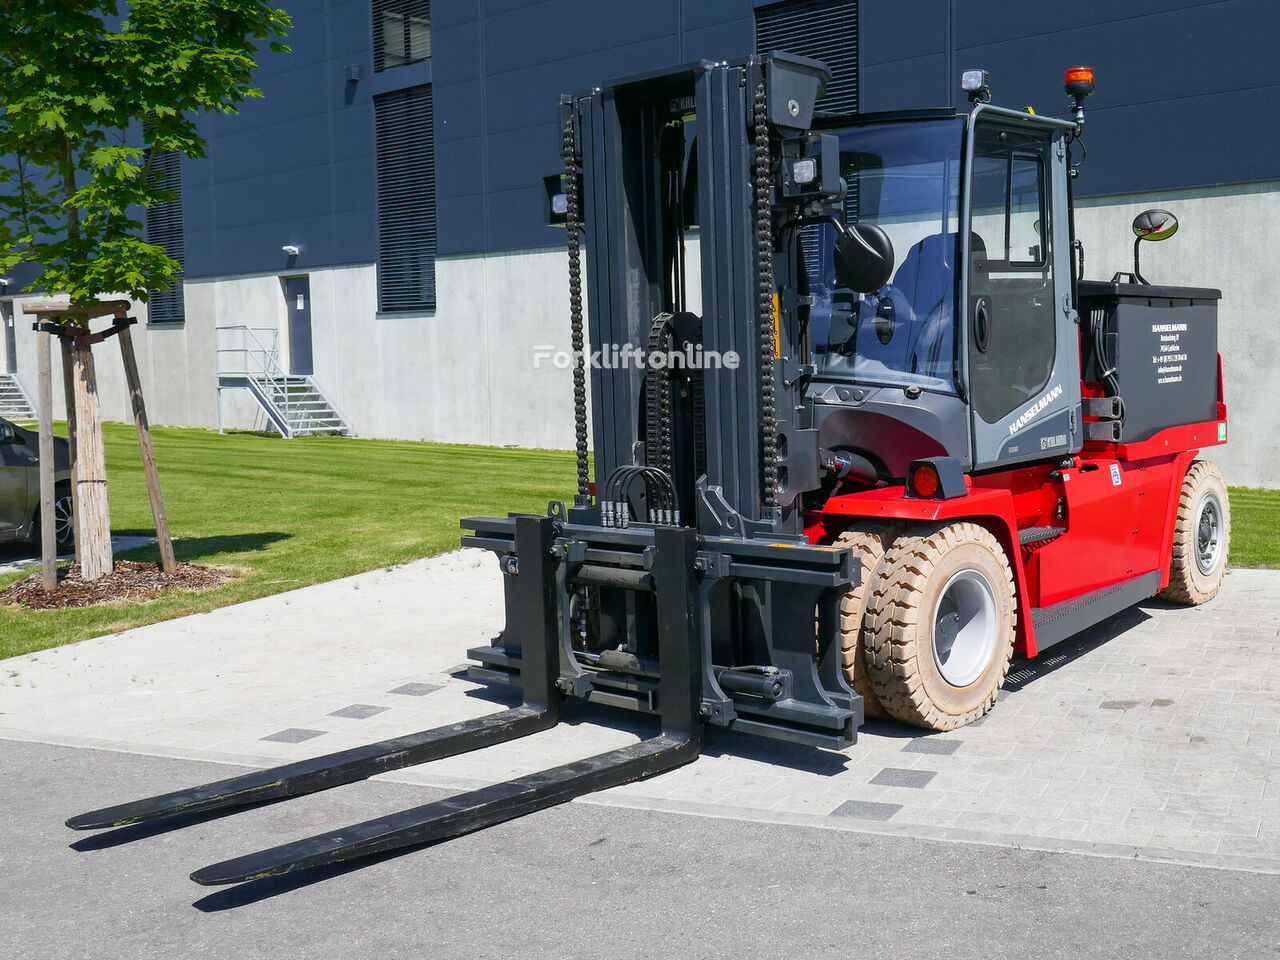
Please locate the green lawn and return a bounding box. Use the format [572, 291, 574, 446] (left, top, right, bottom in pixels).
[1226, 486, 1280, 570]
[0, 424, 574, 660]
[1, 424, 1277, 660]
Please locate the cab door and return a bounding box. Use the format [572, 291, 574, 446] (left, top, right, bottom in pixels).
[963, 110, 1081, 470]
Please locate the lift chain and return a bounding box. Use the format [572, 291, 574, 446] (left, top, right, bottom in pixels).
[646, 312, 674, 476]
[753, 79, 779, 518]
[562, 111, 591, 501]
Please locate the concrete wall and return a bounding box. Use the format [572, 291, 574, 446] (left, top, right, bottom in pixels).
[1074, 181, 1280, 490]
[4, 249, 582, 450]
[302, 252, 580, 446]
[4, 183, 1276, 488]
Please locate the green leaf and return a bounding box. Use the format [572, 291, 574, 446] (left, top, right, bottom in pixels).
[37, 108, 66, 130]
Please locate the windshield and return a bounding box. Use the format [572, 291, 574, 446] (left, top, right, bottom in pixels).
[810, 118, 964, 392]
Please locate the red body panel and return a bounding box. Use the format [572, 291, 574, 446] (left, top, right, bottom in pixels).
[806, 404, 1228, 658]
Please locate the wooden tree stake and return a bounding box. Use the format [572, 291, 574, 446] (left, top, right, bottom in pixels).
[36, 327, 57, 590]
[118, 327, 175, 573]
[59, 339, 82, 562]
[70, 339, 113, 581]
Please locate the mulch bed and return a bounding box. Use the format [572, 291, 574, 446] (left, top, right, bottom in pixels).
[0, 559, 234, 611]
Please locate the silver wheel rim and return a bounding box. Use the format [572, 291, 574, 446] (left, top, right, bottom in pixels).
[1194, 492, 1223, 576]
[54, 494, 74, 548]
[931, 569, 998, 687]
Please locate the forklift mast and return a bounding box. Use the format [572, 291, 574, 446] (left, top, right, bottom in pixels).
[565, 54, 838, 539]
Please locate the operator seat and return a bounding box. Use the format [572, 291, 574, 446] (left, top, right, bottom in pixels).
[851, 232, 977, 384]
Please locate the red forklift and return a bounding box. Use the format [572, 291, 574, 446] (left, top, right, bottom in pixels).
[68, 57, 1229, 884]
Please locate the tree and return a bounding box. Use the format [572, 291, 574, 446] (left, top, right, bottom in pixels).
[0, 0, 290, 581]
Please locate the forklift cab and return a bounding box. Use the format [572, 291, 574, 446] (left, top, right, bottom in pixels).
[809, 105, 1082, 477]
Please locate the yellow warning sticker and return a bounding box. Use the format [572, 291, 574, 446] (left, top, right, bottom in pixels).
[771, 293, 782, 358]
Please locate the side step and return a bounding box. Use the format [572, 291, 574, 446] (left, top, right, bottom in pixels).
[1030, 570, 1162, 652]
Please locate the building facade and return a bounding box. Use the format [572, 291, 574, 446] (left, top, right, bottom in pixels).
[3, 0, 1278, 486]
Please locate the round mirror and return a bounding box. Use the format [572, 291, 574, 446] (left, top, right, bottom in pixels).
[833, 223, 895, 294]
[1132, 208, 1178, 242]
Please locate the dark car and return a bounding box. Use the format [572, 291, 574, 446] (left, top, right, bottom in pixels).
[0, 418, 73, 551]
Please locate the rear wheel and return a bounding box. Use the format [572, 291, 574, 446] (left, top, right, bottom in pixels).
[830, 523, 901, 720]
[1160, 460, 1230, 605]
[32, 483, 75, 554]
[864, 522, 1016, 731]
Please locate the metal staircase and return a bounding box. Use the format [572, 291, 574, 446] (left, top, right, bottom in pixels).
[215, 326, 349, 438]
[0, 373, 35, 420]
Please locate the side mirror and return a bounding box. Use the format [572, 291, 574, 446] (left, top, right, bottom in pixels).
[833, 223, 895, 294]
[1133, 208, 1178, 242]
[0, 422, 18, 444]
[1127, 208, 1178, 285]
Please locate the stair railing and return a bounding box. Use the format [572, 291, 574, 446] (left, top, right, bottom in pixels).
[215, 325, 294, 436]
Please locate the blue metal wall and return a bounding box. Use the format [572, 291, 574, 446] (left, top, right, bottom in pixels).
[182, 0, 1279, 278]
[185, 0, 383, 279]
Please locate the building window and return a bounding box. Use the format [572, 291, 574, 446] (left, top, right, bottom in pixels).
[373, 0, 431, 72]
[374, 84, 436, 312]
[144, 140, 185, 324]
[756, 0, 859, 117]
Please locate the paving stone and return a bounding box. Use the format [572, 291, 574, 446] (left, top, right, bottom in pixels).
[1079, 822, 1154, 846]
[388, 682, 442, 697]
[869, 767, 936, 789]
[1147, 831, 1222, 855]
[328, 703, 389, 720]
[259, 727, 326, 743]
[902, 738, 962, 756]
[830, 800, 902, 821]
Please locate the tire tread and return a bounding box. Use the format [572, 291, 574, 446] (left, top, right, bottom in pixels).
[863, 522, 1016, 731]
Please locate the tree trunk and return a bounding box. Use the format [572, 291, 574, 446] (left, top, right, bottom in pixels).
[71, 341, 112, 580]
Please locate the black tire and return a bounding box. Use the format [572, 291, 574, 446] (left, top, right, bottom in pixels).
[32, 483, 75, 554]
[864, 522, 1016, 731]
[1159, 460, 1230, 605]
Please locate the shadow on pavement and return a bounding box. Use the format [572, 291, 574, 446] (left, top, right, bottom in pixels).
[1004, 603, 1153, 692]
[462, 671, 854, 773]
[68, 797, 295, 852]
[192, 846, 425, 912]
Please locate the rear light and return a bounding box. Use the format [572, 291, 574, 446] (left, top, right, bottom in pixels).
[588, 481, 596, 497]
[909, 463, 941, 498]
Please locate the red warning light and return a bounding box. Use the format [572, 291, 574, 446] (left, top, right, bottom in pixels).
[910, 464, 941, 499]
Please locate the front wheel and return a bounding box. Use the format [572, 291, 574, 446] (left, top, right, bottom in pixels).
[1159, 460, 1230, 605]
[863, 522, 1016, 731]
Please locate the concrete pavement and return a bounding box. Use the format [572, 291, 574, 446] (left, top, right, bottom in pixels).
[4, 739, 1277, 959]
[2, 549, 1276, 874]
